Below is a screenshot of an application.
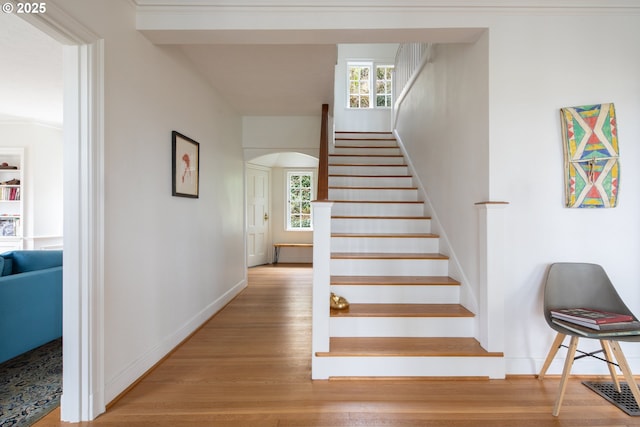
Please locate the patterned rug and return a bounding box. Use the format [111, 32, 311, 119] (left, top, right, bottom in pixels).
[0, 339, 62, 427]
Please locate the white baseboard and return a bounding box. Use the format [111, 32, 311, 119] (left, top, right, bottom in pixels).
[104, 278, 247, 403]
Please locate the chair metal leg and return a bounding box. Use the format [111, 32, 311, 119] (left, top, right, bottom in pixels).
[600, 340, 621, 393]
[553, 335, 579, 416]
[538, 332, 566, 380]
[609, 341, 640, 407]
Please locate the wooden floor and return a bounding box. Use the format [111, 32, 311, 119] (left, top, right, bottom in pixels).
[35, 264, 640, 426]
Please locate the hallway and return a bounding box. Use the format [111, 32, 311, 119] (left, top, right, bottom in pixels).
[36, 264, 638, 426]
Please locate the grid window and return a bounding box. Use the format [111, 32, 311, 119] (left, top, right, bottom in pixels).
[376, 65, 394, 107]
[348, 62, 393, 109]
[287, 171, 313, 230]
[348, 64, 371, 108]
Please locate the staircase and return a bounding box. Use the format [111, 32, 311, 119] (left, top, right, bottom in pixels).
[312, 131, 504, 379]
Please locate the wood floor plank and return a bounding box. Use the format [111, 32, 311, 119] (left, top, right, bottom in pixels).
[33, 264, 640, 426]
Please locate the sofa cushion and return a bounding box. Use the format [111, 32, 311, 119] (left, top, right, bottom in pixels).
[8, 250, 62, 274]
[0, 256, 12, 276]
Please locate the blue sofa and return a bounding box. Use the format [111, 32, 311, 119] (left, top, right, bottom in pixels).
[0, 250, 62, 364]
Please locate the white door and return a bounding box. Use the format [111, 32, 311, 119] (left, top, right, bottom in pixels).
[246, 165, 270, 267]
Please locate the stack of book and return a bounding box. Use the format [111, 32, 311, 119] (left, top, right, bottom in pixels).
[550, 308, 640, 336]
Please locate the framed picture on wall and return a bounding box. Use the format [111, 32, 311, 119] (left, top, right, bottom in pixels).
[172, 131, 200, 198]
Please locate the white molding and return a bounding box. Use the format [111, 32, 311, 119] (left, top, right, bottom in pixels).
[132, 0, 640, 10]
[105, 278, 247, 402]
[10, 0, 100, 45]
[60, 39, 106, 423]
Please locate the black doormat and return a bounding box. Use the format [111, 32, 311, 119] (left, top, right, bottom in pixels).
[583, 381, 640, 416]
[0, 338, 62, 426]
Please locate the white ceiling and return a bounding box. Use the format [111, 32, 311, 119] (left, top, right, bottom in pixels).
[0, 13, 63, 125]
[178, 44, 336, 116]
[0, 2, 488, 125]
[0, 4, 487, 125]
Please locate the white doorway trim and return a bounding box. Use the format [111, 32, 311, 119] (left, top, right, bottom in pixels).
[18, 3, 105, 422]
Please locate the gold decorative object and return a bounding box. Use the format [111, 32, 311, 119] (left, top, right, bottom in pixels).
[330, 292, 349, 310]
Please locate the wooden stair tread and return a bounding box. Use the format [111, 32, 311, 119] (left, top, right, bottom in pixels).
[330, 154, 403, 157]
[330, 200, 423, 204]
[329, 186, 418, 190]
[329, 163, 407, 167]
[329, 175, 411, 178]
[332, 215, 430, 220]
[331, 233, 438, 238]
[334, 146, 399, 149]
[330, 303, 473, 318]
[332, 252, 448, 260]
[331, 275, 459, 286]
[317, 337, 503, 357]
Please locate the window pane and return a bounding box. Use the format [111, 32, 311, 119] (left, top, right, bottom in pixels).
[361, 97, 369, 108]
[361, 82, 369, 94]
[287, 172, 313, 230]
[376, 95, 385, 106]
[360, 67, 369, 79]
[350, 96, 359, 108]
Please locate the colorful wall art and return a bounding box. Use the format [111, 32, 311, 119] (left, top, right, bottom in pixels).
[560, 103, 619, 208]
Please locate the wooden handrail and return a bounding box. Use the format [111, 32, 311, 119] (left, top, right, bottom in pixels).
[317, 104, 329, 201]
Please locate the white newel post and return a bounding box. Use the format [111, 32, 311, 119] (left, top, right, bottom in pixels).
[311, 201, 333, 379]
[476, 202, 509, 354]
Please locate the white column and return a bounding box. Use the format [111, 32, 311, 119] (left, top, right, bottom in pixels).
[476, 202, 508, 354]
[311, 201, 333, 379]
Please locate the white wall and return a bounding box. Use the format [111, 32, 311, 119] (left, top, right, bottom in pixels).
[488, 14, 640, 375]
[334, 44, 398, 132]
[243, 116, 319, 263]
[397, 14, 640, 375]
[270, 167, 316, 263]
[243, 116, 321, 160]
[56, 0, 246, 402]
[395, 35, 490, 315]
[0, 122, 63, 246]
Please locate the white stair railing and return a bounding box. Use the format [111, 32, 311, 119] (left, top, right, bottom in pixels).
[392, 43, 432, 128]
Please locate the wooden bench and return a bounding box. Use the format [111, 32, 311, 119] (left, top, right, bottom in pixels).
[273, 243, 313, 264]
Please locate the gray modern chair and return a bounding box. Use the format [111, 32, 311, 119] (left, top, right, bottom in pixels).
[538, 262, 640, 416]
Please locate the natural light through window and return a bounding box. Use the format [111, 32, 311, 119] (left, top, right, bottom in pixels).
[348, 62, 394, 109]
[286, 171, 313, 231]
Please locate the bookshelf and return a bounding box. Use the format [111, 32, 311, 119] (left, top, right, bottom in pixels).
[0, 148, 23, 251]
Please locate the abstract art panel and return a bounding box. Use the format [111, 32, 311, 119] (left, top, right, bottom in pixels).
[560, 103, 619, 208]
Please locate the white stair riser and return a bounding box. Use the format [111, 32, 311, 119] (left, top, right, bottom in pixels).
[329, 176, 413, 187]
[333, 147, 401, 156]
[334, 138, 396, 146]
[312, 356, 505, 379]
[329, 155, 405, 165]
[331, 258, 449, 276]
[330, 285, 459, 304]
[331, 202, 424, 217]
[331, 218, 432, 234]
[330, 317, 474, 338]
[331, 236, 439, 253]
[329, 165, 408, 176]
[329, 188, 419, 202]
